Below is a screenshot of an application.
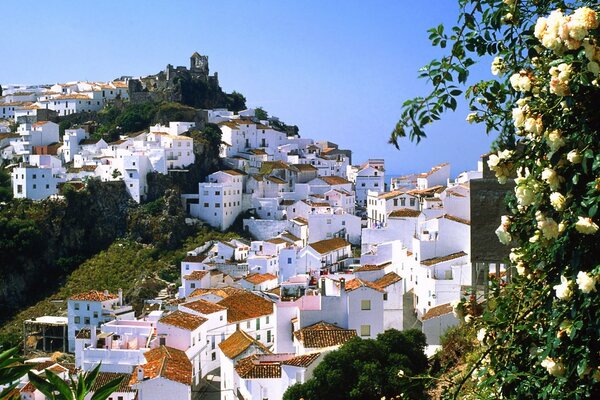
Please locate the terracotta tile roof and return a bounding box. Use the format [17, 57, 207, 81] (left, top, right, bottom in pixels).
[266, 176, 286, 184]
[266, 237, 287, 245]
[32, 360, 58, 372]
[130, 346, 192, 386]
[421, 303, 454, 321]
[189, 286, 245, 299]
[293, 322, 357, 348]
[158, 310, 207, 331]
[79, 138, 101, 145]
[222, 169, 246, 176]
[243, 273, 278, 285]
[378, 190, 404, 200]
[421, 251, 468, 266]
[248, 148, 267, 155]
[291, 217, 308, 225]
[46, 364, 68, 373]
[407, 185, 445, 196]
[293, 163, 318, 172]
[249, 174, 264, 182]
[183, 270, 209, 280]
[440, 214, 471, 225]
[373, 272, 402, 288]
[308, 238, 350, 255]
[219, 329, 271, 359]
[183, 255, 207, 263]
[281, 232, 301, 242]
[280, 199, 295, 206]
[259, 160, 291, 174]
[235, 355, 282, 379]
[20, 382, 36, 393]
[218, 292, 274, 323]
[69, 290, 117, 302]
[32, 120, 51, 127]
[320, 175, 351, 185]
[355, 262, 391, 272]
[344, 278, 386, 293]
[282, 352, 321, 367]
[182, 299, 227, 314]
[91, 372, 134, 393]
[388, 209, 421, 218]
[112, 81, 128, 88]
[418, 162, 449, 178]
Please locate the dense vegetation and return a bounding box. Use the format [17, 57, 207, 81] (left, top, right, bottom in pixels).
[394, 0, 600, 398]
[283, 329, 429, 400]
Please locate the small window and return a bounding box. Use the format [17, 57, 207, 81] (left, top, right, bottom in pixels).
[32, 184, 37, 189]
[361, 183, 365, 187]
[360, 325, 371, 337]
[410, 198, 416, 207]
[361, 300, 371, 310]
[204, 203, 209, 207]
[84, 317, 90, 325]
[74, 316, 80, 323]
[212, 352, 216, 361]
[190, 283, 196, 288]
[287, 258, 292, 263]
[93, 312, 98, 318]
[383, 293, 388, 301]
[267, 330, 272, 343]
[74, 303, 80, 310]
[215, 203, 220, 208]
[215, 191, 220, 195]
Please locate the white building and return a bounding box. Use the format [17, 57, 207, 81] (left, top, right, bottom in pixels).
[191, 170, 245, 230]
[12, 165, 58, 200]
[355, 164, 385, 207]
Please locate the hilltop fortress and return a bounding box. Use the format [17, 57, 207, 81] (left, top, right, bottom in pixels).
[127, 52, 220, 103]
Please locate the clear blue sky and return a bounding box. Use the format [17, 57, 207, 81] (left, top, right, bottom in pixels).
[2, 0, 497, 176]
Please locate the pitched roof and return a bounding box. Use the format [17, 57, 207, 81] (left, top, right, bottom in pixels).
[158, 310, 207, 331]
[378, 190, 404, 199]
[182, 270, 209, 281]
[418, 162, 449, 178]
[421, 303, 454, 321]
[440, 214, 471, 225]
[388, 209, 421, 218]
[344, 278, 386, 293]
[91, 372, 135, 393]
[221, 169, 246, 176]
[291, 217, 308, 225]
[308, 238, 350, 255]
[235, 355, 282, 379]
[320, 175, 351, 185]
[266, 176, 286, 184]
[293, 163, 318, 172]
[248, 148, 267, 155]
[218, 292, 274, 323]
[421, 251, 468, 266]
[354, 262, 391, 272]
[183, 255, 207, 263]
[69, 290, 118, 302]
[373, 272, 402, 288]
[182, 299, 227, 314]
[219, 329, 271, 359]
[130, 346, 192, 386]
[282, 353, 321, 367]
[243, 273, 278, 285]
[189, 286, 246, 299]
[293, 322, 357, 348]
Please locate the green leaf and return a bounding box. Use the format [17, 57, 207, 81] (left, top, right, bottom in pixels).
[90, 375, 124, 400]
[589, 204, 598, 218]
[45, 369, 73, 400]
[28, 371, 58, 399]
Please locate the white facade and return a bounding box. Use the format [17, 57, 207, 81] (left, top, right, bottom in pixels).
[191, 170, 244, 230]
[355, 165, 384, 207]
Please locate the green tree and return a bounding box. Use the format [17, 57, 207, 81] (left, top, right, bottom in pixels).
[0, 167, 12, 202]
[227, 91, 247, 112]
[0, 347, 32, 399]
[394, 1, 600, 399]
[283, 329, 429, 400]
[255, 107, 269, 120]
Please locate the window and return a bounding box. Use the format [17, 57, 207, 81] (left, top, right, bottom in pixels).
[247, 321, 251, 329]
[46, 184, 49, 189]
[361, 300, 371, 310]
[32, 174, 37, 179]
[215, 203, 220, 208]
[159, 337, 166, 346]
[203, 191, 209, 195]
[374, 183, 379, 187]
[74, 316, 80, 323]
[215, 191, 220, 195]
[190, 283, 196, 288]
[266, 316, 270, 324]
[74, 303, 80, 310]
[17, 185, 22, 194]
[32, 184, 37, 189]
[410, 198, 416, 206]
[256, 318, 261, 330]
[327, 219, 332, 224]
[267, 330, 272, 342]
[93, 312, 98, 318]
[393, 199, 398, 206]
[401, 198, 406, 206]
[212, 352, 216, 361]
[383, 293, 388, 301]
[84, 317, 90, 325]
[256, 334, 261, 341]
[287, 257, 292, 264]
[361, 183, 365, 187]
[342, 220, 346, 226]
[204, 203, 209, 207]
[360, 325, 371, 337]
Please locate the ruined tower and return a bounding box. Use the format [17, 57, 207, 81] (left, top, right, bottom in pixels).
[190, 52, 209, 79]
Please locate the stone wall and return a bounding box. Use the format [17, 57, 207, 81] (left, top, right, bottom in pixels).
[243, 219, 290, 240]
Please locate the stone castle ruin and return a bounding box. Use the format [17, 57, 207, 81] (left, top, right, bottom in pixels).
[128, 52, 220, 103]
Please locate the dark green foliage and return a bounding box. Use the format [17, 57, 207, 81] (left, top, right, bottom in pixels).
[0, 180, 132, 325]
[0, 347, 32, 399]
[255, 107, 268, 120]
[0, 167, 14, 202]
[225, 91, 247, 112]
[28, 362, 124, 400]
[283, 329, 429, 400]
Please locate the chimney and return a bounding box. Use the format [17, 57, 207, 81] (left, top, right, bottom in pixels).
[320, 277, 326, 296]
[340, 277, 346, 292]
[137, 366, 144, 382]
[118, 288, 123, 306]
[90, 326, 97, 347]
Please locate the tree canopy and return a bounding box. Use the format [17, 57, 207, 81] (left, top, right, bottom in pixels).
[394, 1, 600, 398]
[283, 329, 429, 400]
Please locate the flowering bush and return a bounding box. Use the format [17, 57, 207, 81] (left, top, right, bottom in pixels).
[394, 1, 599, 398]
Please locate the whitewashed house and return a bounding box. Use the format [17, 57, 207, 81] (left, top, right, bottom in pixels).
[191, 170, 244, 230]
[296, 238, 352, 276]
[355, 164, 385, 207]
[12, 165, 58, 200]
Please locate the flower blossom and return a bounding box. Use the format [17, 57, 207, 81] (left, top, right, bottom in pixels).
[541, 357, 565, 377]
[491, 56, 506, 76]
[545, 130, 565, 151]
[567, 149, 582, 163]
[554, 275, 572, 301]
[576, 271, 597, 293]
[575, 216, 599, 234]
[541, 168, 561, 190]
[495, 215, 512, 244]
[510, 71, 533, 92]
[549, 192, 566, 211]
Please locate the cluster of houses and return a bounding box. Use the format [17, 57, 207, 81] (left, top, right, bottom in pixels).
[2, 93, 507, 399]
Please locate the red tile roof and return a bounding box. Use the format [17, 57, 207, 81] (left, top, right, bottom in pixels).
[183, 270, 209, 281]
[235, 355, 282, 379]
[130, 346, 192, 386]
[219, 329, 271, 359]
[388, 209, 421, 218]
[440, 214, 471, 225]
[308, 238, 350, 255]
[421, 303, 454, 321]
[344, 278, 386, 293]
[91, 372, 135, 393]
[69, 290, 118, 302]
[158, 310, 207, 331]
[320, 176, 351, 185]
[182, 299, 227, 314]
[355, 262, 391, 272]
[183, 255, 207, 263]
[243, 273, 278, 285]
[293, 322, 357, 348]
[373, 272, 402, 288]
[282, 352, 321, 367]
[421, 251, 468, 266]
[218, 292, 274, 323]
